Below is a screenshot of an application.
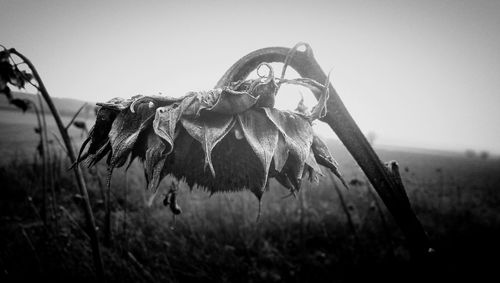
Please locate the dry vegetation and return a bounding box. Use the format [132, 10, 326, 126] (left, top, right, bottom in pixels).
[1, 135, 499, 282]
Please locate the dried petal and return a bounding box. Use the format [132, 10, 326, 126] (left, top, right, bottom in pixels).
[253, 63, 278, 108]
[129, 94, 187, 113]
[153, 94, 198, 153]
[279, 76, 329, 121]
[76, 107, 115, 166]
[304, 148, 323, 183]
[181, 113, 235, 177]
[295, 93, 309, 114]
[108, 100, 156, 167]
[264, 108, 314, 190]
[279, 78, 324, 93]
[272, 134, 289, 173]
[274, 172, 296, 192]
[97, 96, 140, 111]
[144, 132, 168, 192]
[87, 142, 112, 167]
[309, 71, 331, 120]
[237, 109, 279, 198]
[85, 108, 117, 154]
[311, 134, 348, 188]
[204, 87, 258, 115]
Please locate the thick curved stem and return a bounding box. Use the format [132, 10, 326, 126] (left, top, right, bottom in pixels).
[9, 49, 105, 281]
[216, 45, 432, 257]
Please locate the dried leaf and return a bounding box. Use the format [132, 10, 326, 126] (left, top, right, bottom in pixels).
[10, 98, 30, 112]
[8, 71, 25, 89]
[0, 85, 12, 100]
[73, 120, 86, 130]
[0, 56, 14, 96]
[20, 70, 33, 83]
[0, 51, 32, 90]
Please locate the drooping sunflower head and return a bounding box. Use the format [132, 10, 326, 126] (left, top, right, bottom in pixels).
[77, 63, 346, 207]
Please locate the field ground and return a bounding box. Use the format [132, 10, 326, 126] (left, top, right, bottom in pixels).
[0, 107, 499, 282]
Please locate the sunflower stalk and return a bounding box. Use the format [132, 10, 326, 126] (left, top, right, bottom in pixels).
[216, 42, 432, 258]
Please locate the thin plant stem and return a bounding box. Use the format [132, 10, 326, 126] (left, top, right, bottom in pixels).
[365, 179, 395, 257]
[20, 227, 42, 273]
[123, 171, 128, 240]
[104, 167, 113, 246]
[50, 131, 69, 156]
[10, 48, 105, 282]
[328, 173, 358, 243]
[91, 165, 106, 207]
[127, 252, 156, 283]
[37, 94, 57, 223]
[31, 102, 47, 225]
[65, 103, 87, 131]
[298, 185, 306, 246]
[59, 205, 90, 240]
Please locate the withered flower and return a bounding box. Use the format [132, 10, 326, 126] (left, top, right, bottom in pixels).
[0, 49, 33, 100]
[78, 63, 346, 211]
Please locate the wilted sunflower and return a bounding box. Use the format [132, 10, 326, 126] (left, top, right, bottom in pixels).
[77, 63, 346, 213]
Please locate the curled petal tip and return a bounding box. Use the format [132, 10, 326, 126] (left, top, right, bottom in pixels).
[256, 62, 274, 84]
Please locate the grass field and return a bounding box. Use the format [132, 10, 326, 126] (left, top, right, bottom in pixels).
[0, 108, 93, 163]
[0, 107, 499, 283]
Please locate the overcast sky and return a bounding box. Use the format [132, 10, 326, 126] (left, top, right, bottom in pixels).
[1, 0, 499, 154]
